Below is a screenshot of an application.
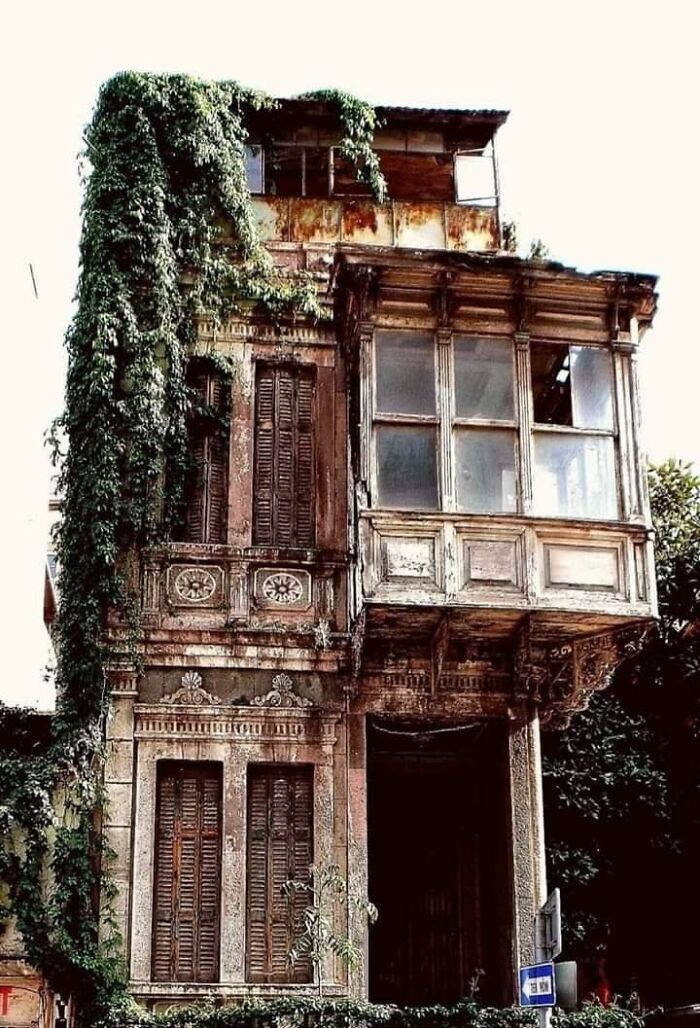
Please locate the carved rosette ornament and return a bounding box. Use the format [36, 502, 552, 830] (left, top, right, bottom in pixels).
[174, 567, 217, 602]
[164, 670, 221, 706]
[261, 572, 304, 605]
[252, 673, 313, 709]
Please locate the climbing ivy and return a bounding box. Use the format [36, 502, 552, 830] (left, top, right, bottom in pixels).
[297, 89, 388, 203]
[0, 72, 386, 1025]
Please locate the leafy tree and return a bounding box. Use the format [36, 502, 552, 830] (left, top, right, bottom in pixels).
[543, 460, 700, 1006]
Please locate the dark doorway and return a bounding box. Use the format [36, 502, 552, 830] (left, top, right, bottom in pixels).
[367, 718, 512, 1007]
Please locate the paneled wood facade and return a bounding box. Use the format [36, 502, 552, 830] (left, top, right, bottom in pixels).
[99, 98, 658, 1013]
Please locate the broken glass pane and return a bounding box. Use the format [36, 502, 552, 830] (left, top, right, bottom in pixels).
[376, 425, 438, 509]
[375, 332, 435, 416]
[533, 433, 617, 519]
[455, 428, 517, 513]
[531, 342, 573, 426]
[532, 343, 614, 430]
[454, 337, 514, 421]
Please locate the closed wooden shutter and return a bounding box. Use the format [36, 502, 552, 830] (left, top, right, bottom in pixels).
[152, 763, 222, 982]
[182, 367, 228, 544]
[253, 365, 315, 547]
[245, 765, 313, 983]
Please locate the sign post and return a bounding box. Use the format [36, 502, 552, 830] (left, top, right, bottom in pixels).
[520, 889, 562, 1028]
[519, 962, 556, 1007]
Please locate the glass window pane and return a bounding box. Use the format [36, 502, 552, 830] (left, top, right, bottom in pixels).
[375, 332, 435, 416]
[454, 337, 514, 420]
[376, 425, 438, 509]
[570, 346, 614, 430]
[533, 433, 618, 519]
[531, 342, 573, 426]
[455, 428, 517, 513]
[244, 145, 264, 194]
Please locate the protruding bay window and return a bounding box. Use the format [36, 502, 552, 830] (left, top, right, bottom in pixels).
[370, 330, 621, 522]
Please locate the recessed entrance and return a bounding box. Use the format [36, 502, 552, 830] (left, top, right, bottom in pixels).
[367, 717, 512, 1006]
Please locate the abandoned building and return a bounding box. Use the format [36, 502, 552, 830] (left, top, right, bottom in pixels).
[3, 97, 659, 1019]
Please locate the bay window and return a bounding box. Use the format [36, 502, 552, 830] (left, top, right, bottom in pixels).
[371, 330, 620, 521]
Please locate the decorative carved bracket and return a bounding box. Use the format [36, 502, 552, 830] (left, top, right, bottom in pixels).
[431, 612, 451, 697]
[164, 670, 221, 706]
[349, 608, 367, 695]
[514, 621, 649, 729]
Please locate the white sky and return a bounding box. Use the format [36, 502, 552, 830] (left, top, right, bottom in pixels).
[1, 0, 699, 706]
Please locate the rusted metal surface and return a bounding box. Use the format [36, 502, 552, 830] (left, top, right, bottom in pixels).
[446, 205, 498, 251]
[251, 197, 498, 252]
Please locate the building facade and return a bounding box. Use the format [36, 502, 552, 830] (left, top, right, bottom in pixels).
[99, 100, 658, 1013]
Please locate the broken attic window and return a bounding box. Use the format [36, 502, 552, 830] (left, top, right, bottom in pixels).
[454, 150, 497, 206]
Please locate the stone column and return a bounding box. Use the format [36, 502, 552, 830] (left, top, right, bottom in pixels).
[507, 709, 547, 993]
[346, 710, 369, 999]
[101, 671, 138, 962]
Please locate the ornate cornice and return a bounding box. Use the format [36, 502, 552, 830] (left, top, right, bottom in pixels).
[134, 705, 338, 745]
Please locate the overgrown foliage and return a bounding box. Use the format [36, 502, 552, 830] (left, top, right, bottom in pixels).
[543, 459, 700, 1005]
[0, 72, 385, 1025]
[93, 996, 644, 1028]
[297, 90, 388, 203]
[282, 862, 378, 995]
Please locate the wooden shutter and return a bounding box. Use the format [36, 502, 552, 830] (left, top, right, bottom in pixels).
[245, 765, 313, 983]
[183, 368, 229, 544]
[253, 365, 315, 547]
[152, 763, 222, 982]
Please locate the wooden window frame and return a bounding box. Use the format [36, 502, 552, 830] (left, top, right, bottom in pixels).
[370, 330, 520, 515]
[528, 339, 620, 521]
[369, 330, 623, 522]
[245, 763, 314, 984]
[252, 362, 316, 549]
[179, 364, 229, 545]
[151, 761, 222, 983]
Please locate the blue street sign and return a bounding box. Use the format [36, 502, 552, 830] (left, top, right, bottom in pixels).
[519, 962, 556, 1007]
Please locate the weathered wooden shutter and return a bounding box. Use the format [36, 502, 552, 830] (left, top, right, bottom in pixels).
[245, 765, 313, 983]
[253, 366, 315, 547]
[183, 369, 228, 544]
[152, 763, 222, 982]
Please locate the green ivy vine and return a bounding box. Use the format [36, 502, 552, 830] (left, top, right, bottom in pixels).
[0, 72, 386, 1025]
[297, 89, 388, 203]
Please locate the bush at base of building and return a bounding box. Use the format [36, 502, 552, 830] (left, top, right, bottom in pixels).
[94, 997, 645, 1028]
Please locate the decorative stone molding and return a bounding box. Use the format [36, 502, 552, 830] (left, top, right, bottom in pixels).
[254, 568, 311, 609]
[251, 673, 313, 708]
[108, 671, 140, 698]
[134, 706, 337, 746]
[195, 319, 337, 347]
[166, 564, 224, 607]
[164, 670, 221, 706]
